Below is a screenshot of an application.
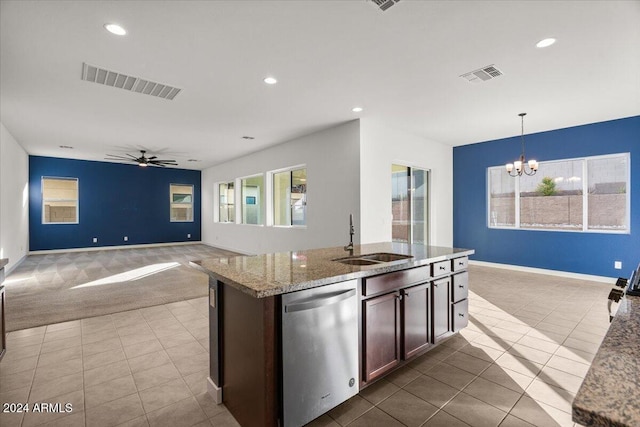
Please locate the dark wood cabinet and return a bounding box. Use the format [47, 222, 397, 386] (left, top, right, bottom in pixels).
[401, 283, 430, 359]
[432, 277, 450, 342]
[363, 292, 400, 382]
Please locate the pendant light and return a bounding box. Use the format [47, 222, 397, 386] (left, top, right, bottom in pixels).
[506, 113, 538, 176]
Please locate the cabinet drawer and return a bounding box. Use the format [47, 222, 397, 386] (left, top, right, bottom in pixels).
[363, 265, 431, 297]
[451, 272, 468, 303]
[452, 256, 468, 272]
[432, 260, 451, 277]
[452, 299, 468, 332]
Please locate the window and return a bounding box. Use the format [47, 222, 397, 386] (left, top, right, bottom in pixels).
[170, 184, 194, 222]
[42, 177, 79, 224]
[488, 153, 629, 233]
[273, 167, 306, 226]
[392, 164, 429, 244]
[241, 175, 264, 225]
[218, 182, 235, 223]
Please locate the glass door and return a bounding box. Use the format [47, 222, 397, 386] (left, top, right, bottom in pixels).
[392, 165, 429, 244]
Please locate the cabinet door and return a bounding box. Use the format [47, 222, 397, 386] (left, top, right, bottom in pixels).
[401, 283, 430, 359]
[432, 278, 450, 342]
[363, 292, 400, 382]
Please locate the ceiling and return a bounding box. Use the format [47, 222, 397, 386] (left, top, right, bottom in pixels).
[1, 1, 639, 170]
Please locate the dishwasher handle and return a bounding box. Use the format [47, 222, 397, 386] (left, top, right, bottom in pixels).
[284, 288, 356, 313]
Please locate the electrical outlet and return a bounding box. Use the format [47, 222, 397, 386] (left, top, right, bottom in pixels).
[187, 234, 191, 238]
[615, 261, 622, 270]
[92, 237, 98, 243]
[124, 236, 128, 241]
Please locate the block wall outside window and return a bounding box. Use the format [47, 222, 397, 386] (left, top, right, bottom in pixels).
[170, 184, 194, 222]
[488, 153, 629, 233]
[42, 177, 79, 224]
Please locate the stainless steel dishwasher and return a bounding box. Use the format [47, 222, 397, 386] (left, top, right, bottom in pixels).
[281, 279, 359, 427]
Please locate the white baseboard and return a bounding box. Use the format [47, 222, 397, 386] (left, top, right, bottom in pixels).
[29, 241, 203, 255]
[5, 253, 28, 275]
[468, 260, 616, 284]
[207, 377, 222, 404]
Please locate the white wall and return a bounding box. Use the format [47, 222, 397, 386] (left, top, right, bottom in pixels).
[0, 123, 29, 272]
[360, 120, 453, 246]
[202, 120, 361, 254]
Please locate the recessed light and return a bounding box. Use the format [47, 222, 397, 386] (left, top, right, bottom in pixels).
[263, 77, 277, 85]
[352, 107, 363, 113]
[104, 23, 127, 36]
[536, 38, 556, 48]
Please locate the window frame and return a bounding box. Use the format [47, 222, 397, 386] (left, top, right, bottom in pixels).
[169, 183, 194, 223]
[216, 180, 236, 224]
[41, 176, 79, 225]
[487, 152, 630, 234]
[239, 173, 265, 226]
[269, 165, 307, 228]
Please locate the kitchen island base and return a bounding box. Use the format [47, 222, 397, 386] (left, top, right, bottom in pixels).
[192, 243, 474, 427]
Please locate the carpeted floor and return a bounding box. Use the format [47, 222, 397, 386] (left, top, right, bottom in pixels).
[3, 244, 238, 331]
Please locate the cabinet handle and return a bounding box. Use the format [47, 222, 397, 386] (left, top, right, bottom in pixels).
[439, 266, 446, 270]
[404, 292, 410, 298]
[458, 313, 465, 317]
[458, 262, 464, 266]
[458, 285, 465, 288]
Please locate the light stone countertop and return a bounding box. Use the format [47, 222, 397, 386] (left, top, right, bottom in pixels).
[191, 242, 474, 298]
[572, 295, 640, 427]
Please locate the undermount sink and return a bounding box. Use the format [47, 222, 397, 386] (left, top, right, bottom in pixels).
[333, 252, 414, 266]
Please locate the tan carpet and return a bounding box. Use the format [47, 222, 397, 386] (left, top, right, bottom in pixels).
[4, 244, 238, 331]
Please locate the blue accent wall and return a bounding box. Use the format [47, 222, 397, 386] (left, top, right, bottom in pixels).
[453, 116, 640, 278]
[29, 156, 201, 251]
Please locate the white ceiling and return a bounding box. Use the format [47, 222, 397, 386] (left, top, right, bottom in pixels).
[1, 0, 639, 170]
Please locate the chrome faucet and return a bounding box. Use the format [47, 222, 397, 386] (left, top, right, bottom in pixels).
[344, 214, 354, 252]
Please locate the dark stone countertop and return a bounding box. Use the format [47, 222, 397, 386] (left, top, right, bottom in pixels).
[191, 242, 474, 298]
[572, 295, 640, 427]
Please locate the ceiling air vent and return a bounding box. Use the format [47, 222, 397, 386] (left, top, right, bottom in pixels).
[81, 63, 182, 100]
[460, 64, 503, 83]
[370, 0, 401, 12]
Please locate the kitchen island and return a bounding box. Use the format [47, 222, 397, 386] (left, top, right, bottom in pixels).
[572, 295, 640, 427]
[191, 242, 474, 427]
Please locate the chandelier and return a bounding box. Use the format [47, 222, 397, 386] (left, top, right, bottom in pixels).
[506, 113, 538, 176]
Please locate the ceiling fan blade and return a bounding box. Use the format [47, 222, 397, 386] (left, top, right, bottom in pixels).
[147, 156, 157, 160]
[126, 153, 140, 160]
[106, 155, 137, 161]
[150, 159, 177, 164]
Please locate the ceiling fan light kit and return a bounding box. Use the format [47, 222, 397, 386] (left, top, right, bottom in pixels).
[105, 150, 178, 168]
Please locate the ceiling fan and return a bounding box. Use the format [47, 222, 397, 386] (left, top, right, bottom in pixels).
[105, 150, 178, 167]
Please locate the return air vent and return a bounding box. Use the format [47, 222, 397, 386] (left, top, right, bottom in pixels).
[81, 63, 181, 100]
[460, 64, 504, 83]
[370, 0, 401, 12]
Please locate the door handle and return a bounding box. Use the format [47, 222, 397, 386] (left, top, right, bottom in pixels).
[284, 288, 356, 313]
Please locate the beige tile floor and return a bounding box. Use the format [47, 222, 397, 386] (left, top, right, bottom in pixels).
[1, 265, 612, 427]
[0, 298, 239, 427]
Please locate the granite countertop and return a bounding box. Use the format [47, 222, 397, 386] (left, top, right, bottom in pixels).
[191, 242, 474, 298]
[572, 295, 640, 427]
